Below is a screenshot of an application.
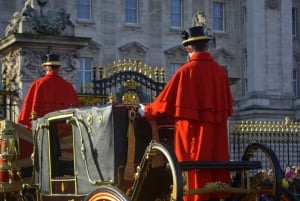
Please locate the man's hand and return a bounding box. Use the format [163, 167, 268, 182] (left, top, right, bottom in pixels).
[138, 104, 145, 117]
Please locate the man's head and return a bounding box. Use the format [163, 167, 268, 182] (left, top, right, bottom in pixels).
[42, 53, 61, 71]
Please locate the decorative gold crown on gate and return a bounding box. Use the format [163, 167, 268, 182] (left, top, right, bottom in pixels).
[124, 79, 137, 90]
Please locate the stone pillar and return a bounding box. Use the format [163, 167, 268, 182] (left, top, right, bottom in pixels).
[246, 0, 266, 94]
[236, 0, 294, 120]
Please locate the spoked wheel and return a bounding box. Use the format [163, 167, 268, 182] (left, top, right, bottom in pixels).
[85, 185, 129, 201]
[232, 143, 284, 201]
[130, 141, 183, 201]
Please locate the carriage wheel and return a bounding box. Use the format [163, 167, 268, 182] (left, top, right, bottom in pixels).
[232, 143, 283, 201]
[149, 142, 183, 200]
[130, 142, 183, 201]
[84, 185, 129, 201]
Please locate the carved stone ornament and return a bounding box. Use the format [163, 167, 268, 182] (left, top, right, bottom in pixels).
[265, 0, 280, 10]
[192, 11, 207, 27]
[1, 50, 22, 89]
[191, 10, 214, 39]
[5, 0, 73, 36]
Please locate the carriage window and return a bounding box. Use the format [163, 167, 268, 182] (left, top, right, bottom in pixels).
[49, 120, 74, 178]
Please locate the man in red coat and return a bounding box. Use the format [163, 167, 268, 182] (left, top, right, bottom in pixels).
[18, 53, 81, 128]
[139, 26, 233, 201]
[17, 54, 81, 174]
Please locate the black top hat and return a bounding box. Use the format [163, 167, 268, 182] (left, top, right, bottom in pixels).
[181, 26, 213, 46]
[42, 54, 61, 67]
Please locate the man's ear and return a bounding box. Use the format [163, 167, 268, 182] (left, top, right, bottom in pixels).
[186, 46, 193, 53]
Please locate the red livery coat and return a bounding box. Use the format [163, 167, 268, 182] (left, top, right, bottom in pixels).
[144, 52, 233, 201]
[18, 71, 81, 128]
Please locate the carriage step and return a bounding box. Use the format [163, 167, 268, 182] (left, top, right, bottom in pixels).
[180, 161, 262, 171]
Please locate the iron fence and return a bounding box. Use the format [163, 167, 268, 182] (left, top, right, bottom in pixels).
[229, 117, 300, 170]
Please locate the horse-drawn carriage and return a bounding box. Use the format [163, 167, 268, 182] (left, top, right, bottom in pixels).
[0, 104, 298, 201]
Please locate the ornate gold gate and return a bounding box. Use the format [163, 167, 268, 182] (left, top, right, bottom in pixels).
[78, 59, 166, 106]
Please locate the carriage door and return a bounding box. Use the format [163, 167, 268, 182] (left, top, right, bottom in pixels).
[47, 114, 76, 195]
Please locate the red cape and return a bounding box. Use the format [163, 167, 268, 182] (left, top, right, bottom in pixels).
[145, 52, 233, 122]
[18, 71, 81, 128]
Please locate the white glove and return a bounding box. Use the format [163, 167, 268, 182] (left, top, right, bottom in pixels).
[138, 104, 145, 117]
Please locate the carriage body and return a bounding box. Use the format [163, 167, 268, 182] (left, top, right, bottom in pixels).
[31, 104, 156, 200]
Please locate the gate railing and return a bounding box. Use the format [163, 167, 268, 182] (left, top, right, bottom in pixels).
[79, 59, 166, 105]
[230, 117, 300, 169]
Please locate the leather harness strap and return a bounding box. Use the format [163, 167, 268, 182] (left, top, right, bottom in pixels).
[124, 107, 136, 181]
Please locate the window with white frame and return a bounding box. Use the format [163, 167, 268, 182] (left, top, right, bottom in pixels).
[213, 2, 225, 32]
[293, 69, 299, 96]
[125, 0, 138, 24]
[292, 7, 297, 37]
[77, 0, 91, 20]
[77, 58, 93, 93]
[170, 0, 182, 28]
[169, 63, 182, 78]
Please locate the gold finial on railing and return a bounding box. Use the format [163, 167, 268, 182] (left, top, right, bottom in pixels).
[113, 61, 117, 74]
[143, 64, 148, 76]
[99, 66, 105, 79]
[231, 117, 300, 134]
[154, 67, 159, 82]
[91, 59, 166, 85]
[160, 67, 165, 83]
[133, 60, 137, 71]
[92, 66, 97, 80]
[123, 59, 127, 71]
[128, 59, 133, 71]
[285, 116, 290, 126]
[107, 64, 112, 77]
[148, 66, 152, 78]
[138, 61, 143, 73]
[117, 60, 122, 72]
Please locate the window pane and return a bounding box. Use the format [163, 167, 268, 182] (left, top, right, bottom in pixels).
[213, 2, 224, 32]
[77, 58, 92, 93]
[77, 0, 91, 19]
[170, 0, 182, 28]
[125, 0, 138, 23]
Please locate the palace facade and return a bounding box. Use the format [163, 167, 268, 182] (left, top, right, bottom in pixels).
[0, 0, 299, 122]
